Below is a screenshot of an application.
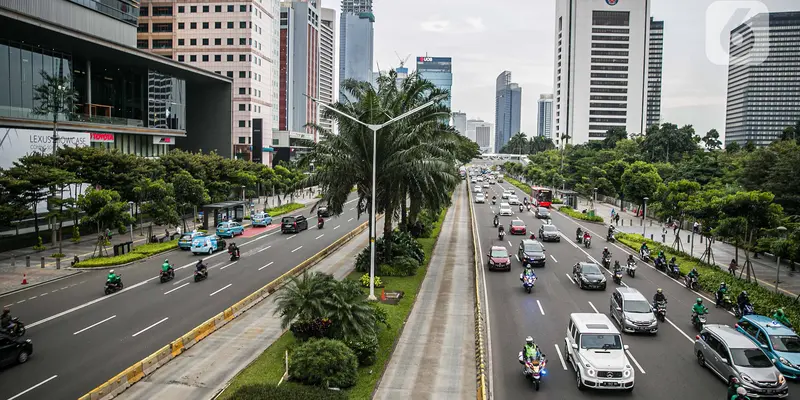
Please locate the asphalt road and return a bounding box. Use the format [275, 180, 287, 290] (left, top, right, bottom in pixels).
[0, 195, 367, 400]
[471, 178, 800, 400]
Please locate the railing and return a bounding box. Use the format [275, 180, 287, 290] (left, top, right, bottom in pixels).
[0, 107, 144, 128]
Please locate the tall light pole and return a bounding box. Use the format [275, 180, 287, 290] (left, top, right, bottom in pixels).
[592, 187, 598, 212]
[642, 197, 649, 237]
[775, 226, 788, 293]
[306, 94, 441, 300]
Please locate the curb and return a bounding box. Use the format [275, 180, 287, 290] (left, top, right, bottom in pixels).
[78, 218, 372, 400]
[466, 185, 489, 400]
[0, 271, 84, 298]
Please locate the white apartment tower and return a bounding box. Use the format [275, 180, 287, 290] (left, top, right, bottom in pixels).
[467, 118, 494, 153]
[452, 111, 467, 136]
[319, 7, 336, 133]
[537, 94, 554, 138]
[553, 0, 650, 146]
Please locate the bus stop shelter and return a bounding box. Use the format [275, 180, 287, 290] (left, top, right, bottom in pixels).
[201, 200, 246, 230]
[560, 190, 579, 209]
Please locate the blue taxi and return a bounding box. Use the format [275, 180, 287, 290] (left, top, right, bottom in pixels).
[191, 234, 227, 255]
[215, 221, 244, 238]
[178, 231, 206, 250]
[736, 315, 800, 379]
[251, 212, 273, 227]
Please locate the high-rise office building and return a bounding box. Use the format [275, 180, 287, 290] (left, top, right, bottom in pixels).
[725, 11, 800, 147]
[452, 111, 467, 136]
[339, 0, 373, 102]
[467, 118, 494, 152]
[319, 7, 336, 134]
[138, 0, 281, 163]
[279, 1, 319, 140]
[647, 17, 664, 128]
[537, 94, 554, 138]
[416, 56, 453, 111]
[495, 71, 521, 152]
[553, 0, 650, 147]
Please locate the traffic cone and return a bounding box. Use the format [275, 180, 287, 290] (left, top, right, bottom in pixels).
[21, 274, 28, 285]
[381, 289, 386, 301]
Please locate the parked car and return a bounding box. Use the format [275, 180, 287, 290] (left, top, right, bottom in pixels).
[216, 221, 244, 238]
[487, 246, 511, 271]
[695, 324, 788, 398]
[573, 262, 607, 290]
[518, 239, 546, 268]
[281, 215, 309, 233]
[538, 224, 561, 242]
[509, 219, 527, 235]
[610, 287, 658, 334]
[251, 212, 273, 227]
[0, 334, 32, 368]
[178, 231, 206, 250]
[191, 235, 227, 255]
[735, 315, 800, 379]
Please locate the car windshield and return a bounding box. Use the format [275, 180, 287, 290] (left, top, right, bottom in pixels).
[217, 224, 227, 229]
[282, 217, 294, 223]
[538, 207, 549, 213]
[524, 242, 543, 252]
[491, 249, 508, 258]
[770, 335, 800, 353]
[511, 220, 525, 226]
[581, 264, 602, 274]
[730, 348, 773, 368]
[542, 225, 557, 232]
[581, 334, 622, 350]
[624, 300, 653, 313]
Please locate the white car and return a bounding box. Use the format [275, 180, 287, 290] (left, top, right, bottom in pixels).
[489, 180, 496, 185]
[483, 183, 490, 188]
[508, 195, 520, 205]
[471, 178, 477, 183]
[474, 186, 483, 194]
[499, 203, 513, 216]
[501, 191, 511, 199]
[475, 193, 485, 203]
[477, 176, 484, 182]
[566, 313, 635, 391]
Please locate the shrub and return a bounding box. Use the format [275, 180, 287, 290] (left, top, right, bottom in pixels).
[359, 273, 384, 288]
[559, 205, 605, 223]
[73, 253, 145, 268]
[354, 230, 424, 273]
[71, 227, 80, 242]
[289, 338, 358, 389]
[552, 198, 564, 204]
[265, 203, 304, 217]
[290, 318, 333, 341]
[227, 383, 348, 400]
[132, 239, 178, 256]
[51, 253, 65, 258]
[390, 256, 421, 276]
[33, 236, 45, 251]
[378, 265, 399, 276]
[344, 332, 379, 366]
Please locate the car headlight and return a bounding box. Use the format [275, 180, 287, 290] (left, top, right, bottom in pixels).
[586, 367, 595, 377]
[581, 276, 589, 281]
[600, 277, 607, 283]
[779, 357, 795, 368]
[778, 374, 786, 384]
[623, 369, 632, 378]
[741, 374, 754, 383]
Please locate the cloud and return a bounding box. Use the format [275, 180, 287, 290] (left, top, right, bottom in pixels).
[420, 20, 451, 32]
[464, 17, 486, 32]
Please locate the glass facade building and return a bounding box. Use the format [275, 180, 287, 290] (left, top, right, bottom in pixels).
[415, 56, 453, 111]
[647, 17, 664, 127]
[537, 94, 553, 138]
[339, 10, 374, 102]
[495, 71, 521, 152]
[725, 11, 800, 147]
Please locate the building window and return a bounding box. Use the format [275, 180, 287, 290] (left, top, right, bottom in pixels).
[240, 21, 247, 29]
[227, 55, 234, 61]
[227, 21, 234, 29]
[178, 22, 185, 29]
[190, 38, 197, 45]
[227, 38, 234, 45]
[137, 23, 148, 33]
[152, 6, 172, 16]
[202, 5, 209, 12]
[190, 5, 197, 13]
[152, 39, 173, 49]
[226, 71, 234, 78]
[239, 104, 246, 111]
[202, 38, 209, 45]
[136, 39, 148, 49]
[178, 55, 185, 62]
[190, 55, 197, 62]
[238, 120, 246, 127]
[239, 38, 246, 45]
[152, 23, 173, 33]
[239, 54, 247, 61]
[214, 38, 221, 45]
[228, 5, 234, 12]
[140, 6, 148, 16]
[273, 138, 280, 146]
[238, 137, 246, 144]
[202, 22, 209, 29]
[592, 10, 630, 26]
[215, 21, 222, 29]
[215, 5, 222, 12]
[190, 22, 197, 29]
[178, 39, 184, 46]
[178, 6, 184, 13]
[239, 88, 246, 95]
[239, 71, 246, 78]
[202, 55, 209, 62]
[215, 55, 221, 61]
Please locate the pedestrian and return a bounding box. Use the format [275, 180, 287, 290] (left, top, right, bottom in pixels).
[611, 208, 616, 218]
[728, 259, 738, 275]
[673, 223, 679, 236]
[614, 214, 620, 226]
[662, 226, 667, 243]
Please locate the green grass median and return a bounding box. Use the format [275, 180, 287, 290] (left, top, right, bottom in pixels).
[264, 203, 305, 217]
[73, 239, 179, 268]
[558, 205, 604, 223]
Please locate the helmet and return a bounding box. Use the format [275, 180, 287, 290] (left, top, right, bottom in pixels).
[525, 336, 534, 344]
[604, 247, 608, 251]
[721, 282, 727, 287]
[2, 305, 9, 312]
[164, 259, 169, 263]
[109, 269, 114, 274]
[737, 387, 746, 395]
[741, 290, 747, 296]
[696, 298, 703, 304]
[657, 288, 663, 294]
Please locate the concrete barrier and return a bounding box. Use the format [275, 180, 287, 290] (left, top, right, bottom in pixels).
[466, 185, 488, 400]
[78, 218, 373, 400]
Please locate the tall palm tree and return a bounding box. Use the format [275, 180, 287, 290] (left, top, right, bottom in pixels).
[273, 271, 335, 329]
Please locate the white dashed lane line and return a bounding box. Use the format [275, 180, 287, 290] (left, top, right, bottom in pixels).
[209, 284, 232, 297]
[258, 262, 274, 271]
[291, 246, 303, 253]
[315, 234, 324, 240]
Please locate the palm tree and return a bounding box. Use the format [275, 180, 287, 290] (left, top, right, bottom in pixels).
[325, 279, 378, 338]
[273, 271, 335, 329]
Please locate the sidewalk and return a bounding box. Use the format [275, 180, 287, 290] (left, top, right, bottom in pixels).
[586, 198, 800, 297]
[116, 217, 381, 400]
[374, 185, 476, 399]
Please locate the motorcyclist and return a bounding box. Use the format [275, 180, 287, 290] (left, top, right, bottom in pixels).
[731, 386, 751, 400]
[687, 267, 699, 280]
[692, 298, 709, 320]
[607, 225, 615, 239]
[161, 259, 173, 277]
[107, 269, 122, 287]
[317, 216, 325, 228]
[583, 231, 591, 242]
[653, 288, 667, 304]
[1, 306, 12, 331]
[613, 260, 623, 274]
[498, 224, 505, 238]
[228, 242, 240, 258]
[640, 242, 649, 257]
[737, 291, 751, 314]
[529, 232, 537, 240]
[492, 195, 497, 203]
[727, 377, 742, 400]
[657, 250, 666, 261]
[520, 265, 536, 283]
[716, 282, 728, 306]
[518, 336, 540, 364]
[602, 247, 611, 260]
[493, 213, 499, 227]
[773, 308, 792, 328]
[196, 259, 208, 275]
[668, 256, 680, 275]
[576, 227, 583, 240]
[626, 254, 635, 266]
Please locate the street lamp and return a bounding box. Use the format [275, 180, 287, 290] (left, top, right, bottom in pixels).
[127, 201, 135, 243]
[306, 94, 442, 301]
[775, 226, 788, 293]
[592, 188, 598, 212]
[642, 197, 649, 237]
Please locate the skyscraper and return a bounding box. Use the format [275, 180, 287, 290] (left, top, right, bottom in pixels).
[537, 94, 554, 138]
[467, 119, 494, 153]
[452, 111, 467, 136]
[339, 0, 374, 102]
[319, 7, 337, 134]
[553, 0, 650, 147]
[725, 11, 800, 147]
[494, 71, 522, 152]
[279, 1, 320, 139]
[647, 17, 664, 128]
[416, 56, 453, 111]
[137, 0, 282, 163]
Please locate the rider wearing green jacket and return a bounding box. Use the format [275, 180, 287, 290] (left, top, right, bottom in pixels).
[773, 308, 792, 328]
[107, 270, 121, 285]
[692, 298, 708, 316]
[161, 259, 171, 273]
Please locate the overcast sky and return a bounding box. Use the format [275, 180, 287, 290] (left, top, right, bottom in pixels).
[324, 0, 798, 141]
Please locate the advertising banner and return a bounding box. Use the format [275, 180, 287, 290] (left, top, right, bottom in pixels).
[153, 136, 176, 145]
[252, 118, 263, 164]
[0, 127, 90, 169]
[90, 132, 115, 143]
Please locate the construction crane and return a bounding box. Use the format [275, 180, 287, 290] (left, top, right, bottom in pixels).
[395, 51, 411, 68]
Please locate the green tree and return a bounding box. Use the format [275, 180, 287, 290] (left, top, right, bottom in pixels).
[134, 179, 180, 240]
[6, 154, 72, 241]
[172, 170, 210, 231]
[78, 188, 134, 252]
[701, 129, 722, 151]
[683, 187, 727, 264]
[654, 179, 701, 250]
[641, 123, 698, 163]
[602, 127, 628, 149]
[621, 161, 663, 211]
[500, 132, 528, 154]
[0, 170, 32, 234]
[738, 140, 800, 216]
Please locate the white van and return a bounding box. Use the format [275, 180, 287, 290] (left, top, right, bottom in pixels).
[564, 313, 635, 391]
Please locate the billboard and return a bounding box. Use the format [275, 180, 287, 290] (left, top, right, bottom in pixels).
[252, 118, 264, 164]
[0, 127, 90, 169]
[416, 56, 452, 72]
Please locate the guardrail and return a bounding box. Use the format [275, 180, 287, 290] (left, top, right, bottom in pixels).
[78, 218, 374, 400]
[466, 184, 488, 400]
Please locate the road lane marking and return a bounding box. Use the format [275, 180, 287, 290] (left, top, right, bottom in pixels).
[348, 218, 354, 222]
[29, 296, 37, 300]
[209, 284, 232, 297]
[286, 234, 296, 240]
[345, 198, 357, 205]
[132, 317, 169, 337]
[16, 300, 25, 304]
[665, 317, 695, 343]
[291, 246, 303, 253]
[588, 301, 600, 313]
[515, 254, 520, 262]
[565, 274, 575, 284]
[51, 290, 58, 293]
[219, 262, 236, 270]
[74, 315, 117, 335]
[61, 286, 69, 290]
[7, 375, 58, 400]
[507, 240, 512, 247]
[350, 207, 355, 211]
[39, 293, 47, 297]
[258, 261, 274, 271]
[554, 344, 568, 370]
[334, 225, 340, 230]
[626, 349, 646, 374]
[550, 255, 558, 263]
[315, 234, 324, 240]
[537, 300, 545, 315]
[164, 282, 190, 295]
[470, 186, 495, 398]
[257, 245, 272, 253]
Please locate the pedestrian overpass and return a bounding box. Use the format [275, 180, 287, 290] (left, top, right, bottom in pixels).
[477, 153, 529, 164]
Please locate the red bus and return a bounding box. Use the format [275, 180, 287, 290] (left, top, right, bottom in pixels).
[530, 186, 553, 208]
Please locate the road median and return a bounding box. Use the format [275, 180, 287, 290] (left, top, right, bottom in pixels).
[78, 218, 371, 400]
[466, 184, 488, 400]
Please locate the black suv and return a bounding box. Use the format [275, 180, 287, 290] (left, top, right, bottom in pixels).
[281, 215, 309, 233]
[518, 239, 546, 268]
[317, 206, 331, 218]
[0, 334, 32, 368]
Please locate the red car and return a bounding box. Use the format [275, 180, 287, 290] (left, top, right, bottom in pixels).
[487, 246, 511, 271]
[509, 219, 527, 235]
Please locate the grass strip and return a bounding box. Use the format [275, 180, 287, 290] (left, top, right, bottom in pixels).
[73, 239, 179, 268]
[558, 205, 605, 223]
[264, 203, 305, 217]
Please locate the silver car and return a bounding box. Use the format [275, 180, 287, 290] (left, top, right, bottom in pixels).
[694, 325, 788, 398]
[609, 287, 658, 334]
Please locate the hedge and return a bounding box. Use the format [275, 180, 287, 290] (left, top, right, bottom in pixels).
[616, 233, 798, 328]
[265, 203, 304, 217]
[225, 383, 348, 400]
[73, 239, 178, 268]
[505, 176, 530, 195]
[559, 205, 605, 223]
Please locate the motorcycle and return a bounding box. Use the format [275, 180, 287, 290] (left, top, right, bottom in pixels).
[521, 274, 537, 294]
[654, 257, 667, 272]
[626, 261, 637, 278]
[160, 268, 175, 283]
[613, 270, 623, 285]
[194, 268, 208, 282]
[2, 317, 26, 338]
[654, 301, 667, 322]
[499, 230, 506, 241]
[734, 303, 754, 318]
[493, 218, 499, 228]
[692, 312, 707, 331]
[584, 236, 591, 248]
[602, 255, 612, 270]
[519, 204, 524, 212]
[317, 219, 324, 229]
[576, 233, 583, 244]
[524, 357, 547, 391]
[492, 199, 497, 205]
[716, 292, 733, 310]
[667, 263, 681, 279]
[104, 277, 123, 295]
[640, 249, 651, 262]
[684, 275, 699, 290]
[229, 248, 240, 261]
[607, 231, 616, 242]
